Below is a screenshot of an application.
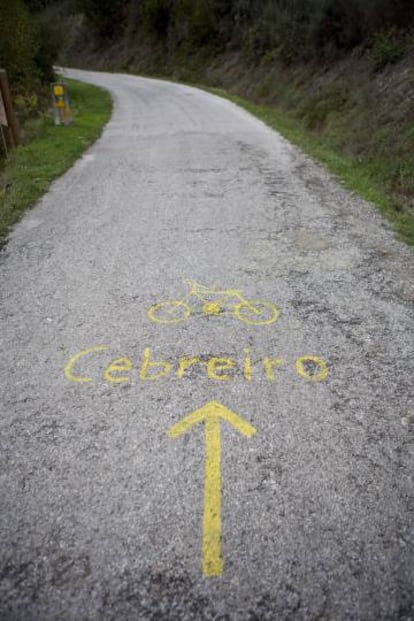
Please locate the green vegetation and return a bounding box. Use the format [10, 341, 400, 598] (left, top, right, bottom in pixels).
[0, 78, 112, 246]
[76, 0, 414, 64]
[204, 88, 414, 245]
[0, 0, 75, 124]
[0, 0, 38, 95]
[1, 0, 413, 246]
[67, 0, 414, 245]
[370, 27, 410, 69]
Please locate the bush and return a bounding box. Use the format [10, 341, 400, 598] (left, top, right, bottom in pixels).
[141, 0, 172, 37]
[171, 0, 218, 51]
[370, 27, 408, 69]
[77, 0, 125, 39]
[76, 0, 414, 63]
[308, 0, 363, 55]
[0, 0, 71, 125]
[0, 0, 38, 88]
[33, 3, 72, 83]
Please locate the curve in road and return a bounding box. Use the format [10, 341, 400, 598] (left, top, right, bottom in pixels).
[0, 68, 413, 620]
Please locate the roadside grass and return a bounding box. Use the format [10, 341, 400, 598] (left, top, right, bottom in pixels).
[0, 79, 112, 248]
[204, 87, 414, 246]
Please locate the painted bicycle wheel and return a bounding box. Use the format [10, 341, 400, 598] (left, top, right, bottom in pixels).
[234, 300, 280, 326]
[147, 301, 191, 324]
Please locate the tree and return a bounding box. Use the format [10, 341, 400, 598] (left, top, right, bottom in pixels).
[77, 0, 126, 38]
[0, 0, 37, 87]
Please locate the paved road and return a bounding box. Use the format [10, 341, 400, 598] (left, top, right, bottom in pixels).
[0, 68, 413, 620]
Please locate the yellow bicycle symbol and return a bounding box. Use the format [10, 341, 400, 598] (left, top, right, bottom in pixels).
[147, 280, 281, 326]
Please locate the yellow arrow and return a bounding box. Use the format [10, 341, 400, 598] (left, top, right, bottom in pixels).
[168, 400, 256, 577]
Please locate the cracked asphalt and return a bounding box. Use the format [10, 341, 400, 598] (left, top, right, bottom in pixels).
[0, 68, 413, 620]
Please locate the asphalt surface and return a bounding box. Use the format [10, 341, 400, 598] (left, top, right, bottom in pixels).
[0, 68, 413, 620]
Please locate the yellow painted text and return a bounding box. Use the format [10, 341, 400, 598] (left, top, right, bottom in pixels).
[64, 347, 330, 385]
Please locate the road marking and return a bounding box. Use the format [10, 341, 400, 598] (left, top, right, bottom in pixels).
[177, 356, 201, 378]
[61, 294, 330, 579]
[147, 280, 281, 326]
[206, 357, 237, 381]
[64, 347, 330, 384]
[140, 347, 172, 381]
[263, 356, 286, 381]
[296, 355, 329, 381]
[243, 348, 253, 382]
[168, 400, 256, 577]
[64, 345, 108, 382]
[103, 357, 133, 383]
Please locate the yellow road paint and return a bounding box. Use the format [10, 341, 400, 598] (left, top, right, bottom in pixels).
[263, 356, 286, 381]
[233, 300, 281, 326]
[64, 347, 330, 384]
[103, 357, 133, 383]
[296, 355, 329, 381]
[147, 301, 190, 324]
[168, 401, 256, 576]
[147, 280, 280, 326]
[243, 349, 253, 382]
[177, 356, 201, 378]
[206, 357, 236, 381]
[203, 302, 222, 315]
[140, 348, 172, 381]
[203, 415, 223, 576]
[64, 346, 108, 383]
